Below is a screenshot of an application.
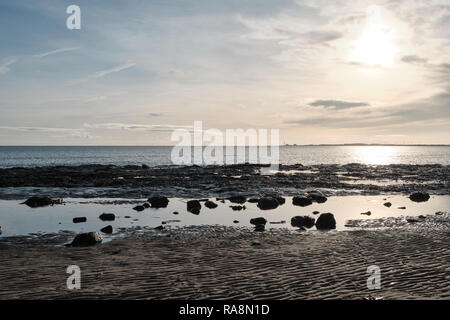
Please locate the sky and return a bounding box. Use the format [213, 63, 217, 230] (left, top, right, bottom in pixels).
[0, 0, 449, 145]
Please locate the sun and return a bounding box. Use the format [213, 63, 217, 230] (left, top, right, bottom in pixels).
[350, 6, 397, 68]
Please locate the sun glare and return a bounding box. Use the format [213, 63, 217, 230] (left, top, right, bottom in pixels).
[351, 5, 397, 68]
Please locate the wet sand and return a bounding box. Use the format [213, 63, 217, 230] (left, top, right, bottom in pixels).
[0, 219, 449, 300]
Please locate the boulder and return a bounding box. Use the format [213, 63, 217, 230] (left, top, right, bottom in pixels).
[187, 200, 201, 213]
[148, 196, 169, 208]
[204, 201, 218, 209]
[228, 196, 247, 204]
[99, 213, 115, 221]
[409, 192, 430, 202]
[22, 196, 61, 208]
[292, 196, 313, 207]
[315, 213, 336, 230]
[133, 205, 145, 212]
[291, 216, 315, 229]
[73, 217, 87, 223]
[257, 197, 279, 210]
[384, 202, 392, 207]
[307, 191, 327, 203]
[70, 232, 102, 247]
[100, 225, 113, 234]
[250, 217, 267, 226]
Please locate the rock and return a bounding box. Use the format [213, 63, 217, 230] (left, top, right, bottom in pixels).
[409, 192, 430, 202]
[315, 213, 336, 230]
[230, 205, 245, 211]
[204, 201, 218, 209]
[250, 217, 267, 226]
[233, 220, 239, 223]
[142, 164, 149, 169]
[187, 200, 201, 213]
[22, 196, 61, 208]
[99, 213, 115, 221]
[154, 225, 165, 230]
[143, 203, 150, 208]
[100, 225, 113, 234]
[291, 216, 315, 229]
[254, 224, 265, 232]
[133, 205, 145, 212]
[307, 191, 327, 203]
[257, 197, 279, 210]
[435, 211, 444, 216]
[248, 198, 259, 203]
[228, 196, 247, 204]
[124, 216, 131, 218]
[276, 197, 286, 205]
[361, 211, 371, 216]
[418, 215, 426, 219]
[384, 202, 392, 207]
[148, 196, 169, 208]
[70, 232, 102, 247]
[173, 211, 179, 215]
[292, 196, 313, 207]
[397, 206, 406, 210]
[313, 211, 320, 215]
[73, 217, 87, 223]
[406, 218, 420, 223]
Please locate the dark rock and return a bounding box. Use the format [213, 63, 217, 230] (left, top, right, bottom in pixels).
[308, 191, 327, 203]
[143, 203, 150, 208]
[22, 196, 61, 208]
[124, 216, 131, 218]
[73, 217, 87, 223]
[313, 211, 320, 215]
[315, 213, 336, 230]
[141, 164, 149, 169]
[187, 200, 201, 213]
[228, 196, 247, 204]
[276, 197, 286, 205]
[250, 217, 267, 226]
[99, 213, 115, 221]
[435, 211, 444, 216]
[361, 211, 371, 216]
[204, 201, 218, 209]
[257, 197, 279, 210]
[254, 224, 265, 232]
[233, 220, 239, 223]
[247, 198, 259, 203]
[291, 216, 315, 229]
[409, 192, 430, 202]
[100, 225, 113, 234]
[397, 206, 406, 210]
[384, 202, 392, 207]
[133, 205, 145, 212]
[148, 196, 169, 208]
[230, 205, 245, 211]
[292, 196, 313, 207]
[154, 225, 165, 230]
[70, 232, 102, 247]
[173, 211, 179, 215]
[406, 218, 420, 223]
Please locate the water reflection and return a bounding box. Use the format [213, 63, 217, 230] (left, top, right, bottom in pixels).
[352, 146, 400, 165]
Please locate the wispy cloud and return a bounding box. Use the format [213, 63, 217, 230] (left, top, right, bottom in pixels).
[33, 47, 80, 58]
[309, 100, 370, 109]
[83, 123, 192, 132]
[0, 58, 17, 75]
[69, 61, 136, 85]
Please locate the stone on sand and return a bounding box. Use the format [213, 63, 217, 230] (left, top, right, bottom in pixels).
[70, 232, 102, 247]
[99, 213, 116, 221]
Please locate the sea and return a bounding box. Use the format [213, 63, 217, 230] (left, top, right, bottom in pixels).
[0, 145, 449, 168]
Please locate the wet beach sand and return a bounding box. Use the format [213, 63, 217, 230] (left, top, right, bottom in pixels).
[0, 163, 449, 300]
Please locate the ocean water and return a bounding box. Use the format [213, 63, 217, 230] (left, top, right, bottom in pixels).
[0, 145, 449, 168]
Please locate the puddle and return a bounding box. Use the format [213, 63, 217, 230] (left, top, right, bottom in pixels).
[0, 195, 448, 240]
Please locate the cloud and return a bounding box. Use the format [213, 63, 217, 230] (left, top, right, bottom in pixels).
[69, 61, 136, 85]
[148, 113, 163, 117]
[0, 58, 17, 74]
[0, 125, 91, 138]
[401, 55, 428, 64]
[83, 123, 192, 132]
[33, 47, 80, 58]
[309, 100, 370, 109]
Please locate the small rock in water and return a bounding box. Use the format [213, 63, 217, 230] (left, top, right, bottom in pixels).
[435, 211, 444, 216]
[228, 196, 247, 204]
[22, 196, 62, 208]
[291, 216, 315, 229]
[70, 232, 102, 247]
[315, 213, 336, 230]
[409, 192, 430, 202]
[230, 205, 245, 211]
[361, 211, 371, 216]
[204, 200, 218, 209]
[313, 211, 320, 215]
[99, 213, 116, 221]
[100, 225, 113, 234]
[133, 205, 145, 212]
[124, 216, 131, 218]
[233, 220, 239, 224]
[250, 217, 267, 226]
[292, 196, 313, 207]
[148, 196, 169, 208]
[187, 200, 201, 214]
[257, 197, 279, 210]
[173, 211, 179, 215]
[248, 198, 259, 203]
[73, 217, 87, 223]
[154, 225, 165, 230]
[384, 202, 392, 207]
[397, 206, 406, 210]
[307, 190, 327, 203]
